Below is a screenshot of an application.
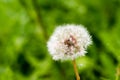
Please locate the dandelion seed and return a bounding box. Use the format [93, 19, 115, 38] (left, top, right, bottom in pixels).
[78, 64, 84, 67]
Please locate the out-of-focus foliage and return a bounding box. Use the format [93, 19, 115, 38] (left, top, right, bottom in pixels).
[0, 0, 120, 80]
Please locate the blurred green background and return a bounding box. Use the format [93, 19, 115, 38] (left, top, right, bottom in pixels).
[0, 0, 120, 80]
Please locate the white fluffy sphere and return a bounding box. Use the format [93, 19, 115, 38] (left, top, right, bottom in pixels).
[47, 24, 92, 61]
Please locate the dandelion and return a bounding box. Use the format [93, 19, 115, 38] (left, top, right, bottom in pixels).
[47, 24, 92, 80]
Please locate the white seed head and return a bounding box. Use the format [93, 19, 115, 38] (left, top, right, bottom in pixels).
[47, 24, 92, 61]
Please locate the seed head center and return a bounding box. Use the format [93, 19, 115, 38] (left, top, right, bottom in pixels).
[64, 35, 76, 47]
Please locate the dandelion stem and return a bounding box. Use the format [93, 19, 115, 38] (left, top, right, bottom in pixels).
[116, 66, 120, 80]
[72, 60, 80, 80]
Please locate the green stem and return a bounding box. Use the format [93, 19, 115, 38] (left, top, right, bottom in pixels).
[19, 0, 48, 41]
[116, 66, 120, 80]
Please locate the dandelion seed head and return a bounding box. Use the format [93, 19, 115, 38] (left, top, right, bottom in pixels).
[47, 24, 92, 61]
